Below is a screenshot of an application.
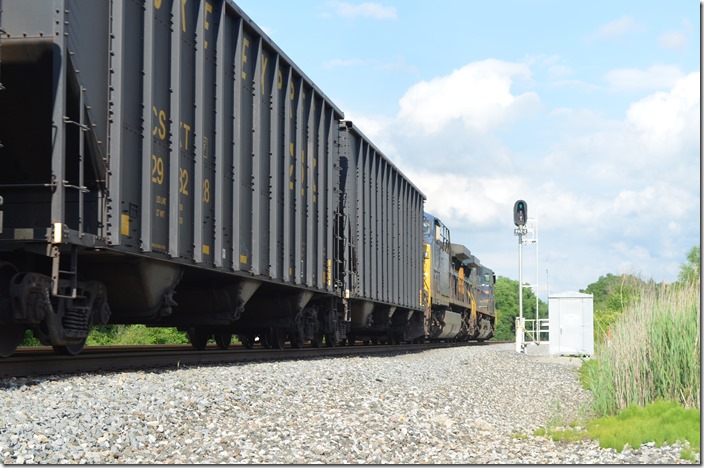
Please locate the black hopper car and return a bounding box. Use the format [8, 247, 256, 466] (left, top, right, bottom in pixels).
[0, 0, 495, 357]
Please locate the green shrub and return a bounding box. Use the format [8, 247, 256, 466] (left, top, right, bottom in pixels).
[87, 325, 189, 345]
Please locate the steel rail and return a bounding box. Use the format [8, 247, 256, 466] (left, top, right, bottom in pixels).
[0, 341, 504, 379]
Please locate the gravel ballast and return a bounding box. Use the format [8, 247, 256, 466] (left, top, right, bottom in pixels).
[0, 343, 698, 464]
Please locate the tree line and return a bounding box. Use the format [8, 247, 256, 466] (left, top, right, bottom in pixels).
[493, 245, 700, 342]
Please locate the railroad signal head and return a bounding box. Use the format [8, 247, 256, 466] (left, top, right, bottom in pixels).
[513, 200, 527, 226]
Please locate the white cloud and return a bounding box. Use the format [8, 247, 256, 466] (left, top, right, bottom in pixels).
[323, 58, 366, 69]
[659, 30, 687, 51]
[346, 60, 699, 294]
[625, 71, 700, 154]
[543, 71, 699, 185]
[396, 59, 541, 135]
[403, 170, 523, 229]
[611, 242, 653, 277]
[604, 65, 685, 92]
[658, 19, 692, 52]
[324, 56, 418, 75]
[377, 55, 419, 75]
[325, 1, 397, 20]
[587, 15, 644, 42]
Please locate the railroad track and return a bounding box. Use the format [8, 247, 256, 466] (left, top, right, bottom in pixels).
[0, 341, 504, 379]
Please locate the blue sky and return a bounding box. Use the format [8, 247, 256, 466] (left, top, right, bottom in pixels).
[235, 0, 700, 297]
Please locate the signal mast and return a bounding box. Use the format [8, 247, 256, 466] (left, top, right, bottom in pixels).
[513, 200, 528, 353]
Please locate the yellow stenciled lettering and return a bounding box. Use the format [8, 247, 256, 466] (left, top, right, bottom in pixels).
[181, 0, 188, 33]
[241, 38, 250, 80]
[151, 155, 164, 185]
[179, 168, 189, 195]
[158, 110, 167, 139]
[277, 70, 283, 90]
[261, 55, 269, 95]
[154, 0, 162, 9]
[289, 143, 294, 190]
[155, 191, 166, 218]
[203, 178, 211, 203]
[313, 157, 318, 203]
[152, 107, 167, 140]
[289, 82, 295, 118]
[180, 122, 191, 150]
[300, 149, 306, 197]
[204, 2, 213, 49]
[152, 107, 158, 136]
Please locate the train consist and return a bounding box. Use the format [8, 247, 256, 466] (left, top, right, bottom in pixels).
[0, 0, 495, 357]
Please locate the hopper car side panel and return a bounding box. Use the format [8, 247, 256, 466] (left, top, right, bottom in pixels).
[106, 0, 343, 281]
[0, 0, 346, 354]
[337, 122, 426, 342]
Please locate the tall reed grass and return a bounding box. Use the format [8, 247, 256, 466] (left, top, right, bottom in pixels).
[584, 280, 700, 416]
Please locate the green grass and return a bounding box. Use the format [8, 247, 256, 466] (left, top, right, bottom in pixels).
[587, 400, 700, 455]
[582, 280, 700, 415]
[558, 280, 701, 462]
[534, 426, 589, 444]
[533, 400, 699, 461]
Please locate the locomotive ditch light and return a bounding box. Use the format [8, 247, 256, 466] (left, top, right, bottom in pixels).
[513, 199, 527, 227]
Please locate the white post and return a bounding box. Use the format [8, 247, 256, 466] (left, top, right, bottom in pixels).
[535, 219, 539, 344]
[516, 230, 524, 353]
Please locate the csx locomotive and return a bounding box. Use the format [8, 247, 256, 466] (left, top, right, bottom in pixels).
[0, 0, 494, 357]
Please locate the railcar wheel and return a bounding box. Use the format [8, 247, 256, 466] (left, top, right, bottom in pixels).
[346, 335, 356, 346]
[290, 319, 305, 349]
[0, 324, 26, 358]
[0, 262, 22, 358]
[324, 333, 337, 347]
[214, 332, 232, 350]
[187, 327, 210, 350]
[311, 329, 324, 348]
[267, 328, 286, 350]
[290, 336, 303, 349]
[53, 338, 87, 356]
[238, 334, 256, 349]
[260, 332, 272, 349]
[290, 329, 304, 349]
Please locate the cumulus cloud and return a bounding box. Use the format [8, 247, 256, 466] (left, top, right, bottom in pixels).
[325, 1, 397, 20]
[625, 71, 699, 154]
[542, 71, 699, 186]
[402, 170, 523, 229]
[347, 59, 699, 293]
[396, 59, 541, 135]
[604, 65, 685, 92]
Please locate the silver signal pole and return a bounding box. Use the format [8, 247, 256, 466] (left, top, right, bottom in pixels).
[513, 200, 528, 353]
[515, 225, 527, 353]
[534, 219, 539, 343]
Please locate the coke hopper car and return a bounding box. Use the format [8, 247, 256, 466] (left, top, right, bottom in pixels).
[0, 0, 494, 357]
